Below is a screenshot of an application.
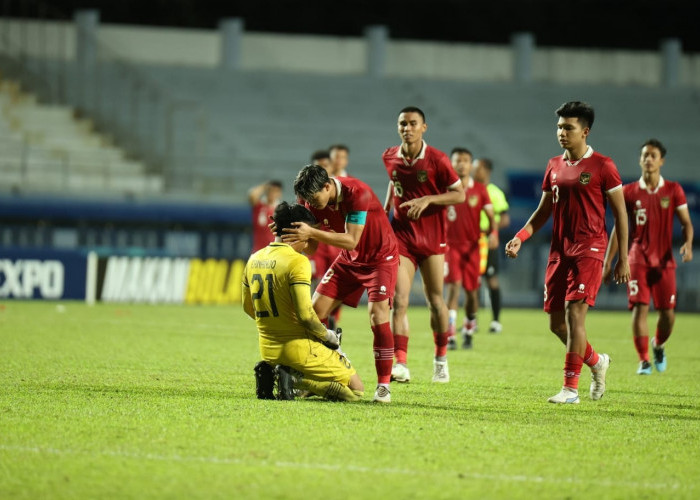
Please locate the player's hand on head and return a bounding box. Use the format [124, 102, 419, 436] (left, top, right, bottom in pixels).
[282, 222, 312, 243]
[268, 216, 277, 235]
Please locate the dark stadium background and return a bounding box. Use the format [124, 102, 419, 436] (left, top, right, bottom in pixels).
[9, 0, 700, 51]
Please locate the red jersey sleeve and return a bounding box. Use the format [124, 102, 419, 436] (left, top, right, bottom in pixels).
[600, 158, 623, 192]
[673, 182, 688, 209]
[346, 184, 371, 213]
[541, 162, 553, 192]
[436, 154, 460, 190]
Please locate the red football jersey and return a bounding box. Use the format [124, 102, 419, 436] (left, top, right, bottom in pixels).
[542, 147, 622, 261]
[624, 176, 687, 268]
[382, 142, 461, 248]
[251, 201, 276, 252]
[305, 177, 399, 264]
[446, 178, 492, 246]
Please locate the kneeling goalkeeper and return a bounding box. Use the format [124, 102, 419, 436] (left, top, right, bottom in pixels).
[243, 201, 364, 401]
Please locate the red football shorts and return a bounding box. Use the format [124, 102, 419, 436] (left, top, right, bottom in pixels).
[444, 242, 481, 291]
[392, 224, 446, 268]
[315, 255, 399, 307]
[544, 257, 603, 312]
[628, 264, 677, 310]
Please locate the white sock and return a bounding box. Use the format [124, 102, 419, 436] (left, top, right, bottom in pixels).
[448, 309, 457, 326]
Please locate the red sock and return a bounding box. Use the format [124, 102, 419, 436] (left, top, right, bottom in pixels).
[563, 352, 583, 390]
[372, 323, 394, 384]
[394, 334, 409, 365]
[655, 327, 671, 347]
[433, 331, 449, 358]
[634, 335, 650, 361]
[320, 317, 329, 328]
[583, 342, 600, 367]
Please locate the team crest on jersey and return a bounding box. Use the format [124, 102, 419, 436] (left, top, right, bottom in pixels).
[417, 170, 428, 182]
[579, 172, 591, 185]
[468, 195, 479, 207]
[660, 197, 670, 209]
[323, 219, 329, 226]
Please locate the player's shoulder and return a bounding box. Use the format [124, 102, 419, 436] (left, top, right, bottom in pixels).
[589, 150, 617, 168]
[425, 145, 450, 162]
[382, 146, 400, 160]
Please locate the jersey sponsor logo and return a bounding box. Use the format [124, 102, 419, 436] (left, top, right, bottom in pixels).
[380, 285, 387, 295]
[417, 170, 428, 182]
[0, 259, 64, 299]
[660, 197, 670, 209]
[468, 195, 479, 207]
[578, 283, 586, 293]
[579, 172, 591, 185]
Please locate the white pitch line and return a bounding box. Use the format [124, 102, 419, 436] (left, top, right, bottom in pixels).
[0, 444, 691, 491]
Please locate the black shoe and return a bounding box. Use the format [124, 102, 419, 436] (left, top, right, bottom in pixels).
[462, 333, 473, 350]
[447, 336, 457, 351]
[254, 361, 275, 399]
[275, 365, 298, 400]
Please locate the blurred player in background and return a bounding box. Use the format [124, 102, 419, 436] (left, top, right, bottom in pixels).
[248, 180, 283, 252]
[243, 201, 363, 402]
[329, 144, 350, 177]
[444, 148, 496, 350]
[474, 158, 511, 334]
[311, 149, 331, 172]
[310, 147, 343, 328]
[286, 164, 399, 403]
[383, 106, 465, 383]
[603, 139, 694, 375]
[505, 101, 629, 404]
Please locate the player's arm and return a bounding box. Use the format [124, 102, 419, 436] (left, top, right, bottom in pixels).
[483, 204, 499, 249]
[282, 213, 366, 251]
[241, 274, 255, 319]
[248, 183, 267, 206]
[505, 191, 553, 259]
[677, 206, 694, 262]
[607, 187, 630, 284]
[383, 181, 394, 216]
[498, 211, 511, 229]
[290, 284, 340, 347]
[603, 225, 619, 284]
[400, 181, 465, 220]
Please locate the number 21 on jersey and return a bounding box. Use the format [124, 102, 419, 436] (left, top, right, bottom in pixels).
[251, 273, 279, 318]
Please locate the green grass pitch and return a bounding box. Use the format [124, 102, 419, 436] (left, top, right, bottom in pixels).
[1, 301, 699, 499]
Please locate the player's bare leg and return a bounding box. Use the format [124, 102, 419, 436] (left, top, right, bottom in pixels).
[445, 281, 461, 349]
[486, 275, 503, 333]
[653, 308, 674, 372]
[312, 293, 344, 326]
[418, 254, 451, 382]
[369, 299, 394, 402]
[632, 304, 652, 374]
[391, 255, 415, 383]
[462, 287, 479, 348]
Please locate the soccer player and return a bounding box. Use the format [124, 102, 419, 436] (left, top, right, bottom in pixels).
[474, 158, 511, 334]
[444, 148, 496, 350]
[382, 106, 465, 383]
[311, 149, 331, 172]
[248, 180, 283, 252]
[603, 139, 694, 375]
[329, 144, 350, 177]
[505, 101, 630, 404]
[243, 201, 364, 402]
[284, 164, 399, 403]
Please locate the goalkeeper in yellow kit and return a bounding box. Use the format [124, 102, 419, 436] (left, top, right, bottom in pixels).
[243, 201, 364, 401]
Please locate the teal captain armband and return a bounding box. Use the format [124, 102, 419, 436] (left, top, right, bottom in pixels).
[346, 210, 367, 225]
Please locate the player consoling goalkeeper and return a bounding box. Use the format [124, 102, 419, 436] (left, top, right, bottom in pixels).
[242, 201, 364, 402]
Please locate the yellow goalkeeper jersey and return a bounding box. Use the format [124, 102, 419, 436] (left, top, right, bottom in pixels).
[242, 242, 313, 343]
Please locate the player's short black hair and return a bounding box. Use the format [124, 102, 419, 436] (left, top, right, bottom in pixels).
[329, 144, 349, 154]
[310, 149, 330, 162]
[556, 101, 595, 130]
[399, 106, 426, 123]
[267, 180, 283, 189]
[476, 158, 494, 170]
[641, 138, 667, 158]
[272, 201, 317, 236]
[450, 147, 472, 157]
[294, 164, 330, 201]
